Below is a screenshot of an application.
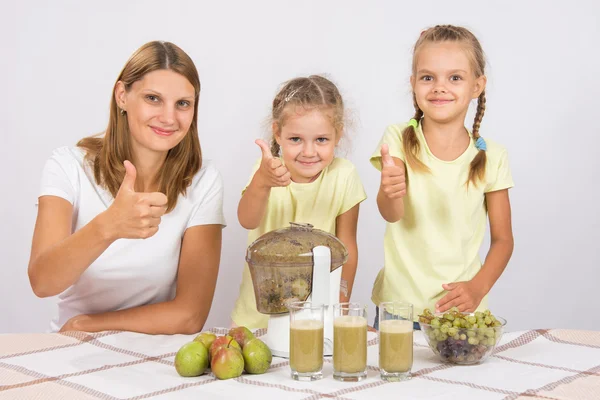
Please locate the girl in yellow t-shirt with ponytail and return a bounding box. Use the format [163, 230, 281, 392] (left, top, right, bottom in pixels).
[371, 25, 514, 329]
[232, 75, 367, 329]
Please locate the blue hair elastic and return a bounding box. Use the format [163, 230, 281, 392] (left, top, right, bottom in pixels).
[475, 137, 487, 151]
[408, 119, 418, 129]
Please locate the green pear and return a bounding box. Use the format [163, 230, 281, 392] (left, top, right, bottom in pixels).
[242, 338, 272, 374]
[211, 340, 244, 380]
[175, 341, 209, 377]
[209, 335, 241, 360]
[227, 326, 255, 348]
[194, 332, 217, 351]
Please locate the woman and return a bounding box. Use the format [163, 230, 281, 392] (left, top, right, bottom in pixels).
[28, 41, 225, 334]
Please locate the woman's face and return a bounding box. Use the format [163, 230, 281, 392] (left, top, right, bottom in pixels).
[116, 69, 196, 156]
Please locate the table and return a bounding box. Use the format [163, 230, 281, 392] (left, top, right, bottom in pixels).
[1, 328, 599, 399]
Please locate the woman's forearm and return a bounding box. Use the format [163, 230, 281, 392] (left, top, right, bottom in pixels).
[65, 299, 206, 335]
[29, 213, 115, 298]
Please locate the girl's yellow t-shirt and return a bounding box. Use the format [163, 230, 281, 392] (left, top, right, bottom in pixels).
[370, 122, 514, 319]
[231, 157, 367, 329]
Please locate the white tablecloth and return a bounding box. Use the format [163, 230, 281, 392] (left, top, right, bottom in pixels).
[1, 327, 599, 399]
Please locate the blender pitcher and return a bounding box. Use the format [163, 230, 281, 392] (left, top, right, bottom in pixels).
[246, 222, 348, 358]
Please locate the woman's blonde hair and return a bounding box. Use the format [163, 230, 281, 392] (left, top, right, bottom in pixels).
[78, 41, 201, 212]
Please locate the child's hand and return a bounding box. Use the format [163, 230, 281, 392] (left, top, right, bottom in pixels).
[255, 139, 291, 188]
[436, 281, 486, 313]
[380, 144, 406, 199]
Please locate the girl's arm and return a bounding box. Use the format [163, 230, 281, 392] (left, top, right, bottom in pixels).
[61, 224, 223, 334]
[470, 189, 514, 295]
[336, 204, 360, 302]
[237, 173, 273, 230]
[238, 140, 291, 230]
[436, 189, 514, 313]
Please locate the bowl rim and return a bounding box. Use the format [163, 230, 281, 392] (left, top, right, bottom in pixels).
[418, 313, 507, 329]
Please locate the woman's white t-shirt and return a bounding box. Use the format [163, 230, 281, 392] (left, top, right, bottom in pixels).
[39, 147, 226, 332]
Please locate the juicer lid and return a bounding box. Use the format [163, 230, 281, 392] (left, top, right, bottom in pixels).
[246, 222, 348, 270]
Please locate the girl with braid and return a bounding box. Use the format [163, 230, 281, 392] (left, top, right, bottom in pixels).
[231, 75, 367, 329]
[370, 25, 514, 329]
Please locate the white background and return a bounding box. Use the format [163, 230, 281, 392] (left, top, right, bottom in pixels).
[1, 0, 599, 333]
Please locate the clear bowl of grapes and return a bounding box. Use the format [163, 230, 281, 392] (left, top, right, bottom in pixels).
[418, 308, 506, 365]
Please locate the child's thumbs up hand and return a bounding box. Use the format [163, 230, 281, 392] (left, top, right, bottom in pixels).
[380, 144, 406, 199]
[255, 139, 291, 188]
[381, 143, 395, 167]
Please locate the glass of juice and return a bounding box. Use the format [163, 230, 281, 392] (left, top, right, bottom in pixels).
[288, 301, 325, 381]
[333, 302, 368, 382]
[378, 301, 413, 381]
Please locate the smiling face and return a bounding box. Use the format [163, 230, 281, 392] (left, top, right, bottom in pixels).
[274, 106, 339, 183]
[115, 69, 196, 157]
[411, 41, 486, 125]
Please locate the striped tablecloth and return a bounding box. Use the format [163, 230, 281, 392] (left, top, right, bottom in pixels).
[1, 327, 599, 399]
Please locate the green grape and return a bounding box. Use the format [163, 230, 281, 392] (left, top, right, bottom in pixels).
[419, 308, 502, 365]
[468, 337, 479, 345]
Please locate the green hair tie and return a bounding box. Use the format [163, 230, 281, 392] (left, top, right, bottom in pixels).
[408, 119, 418, 130]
